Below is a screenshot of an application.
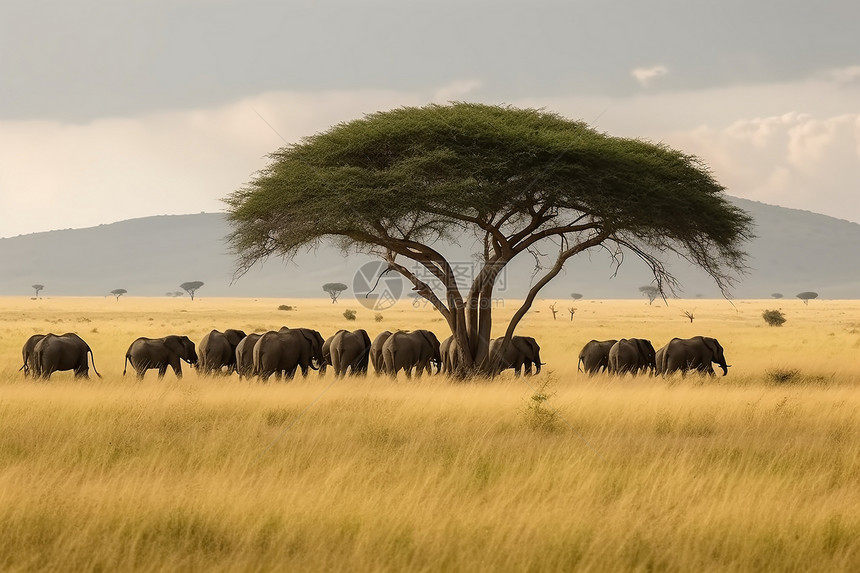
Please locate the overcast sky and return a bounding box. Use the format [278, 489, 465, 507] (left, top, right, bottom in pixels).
[1, 0, 859, 238]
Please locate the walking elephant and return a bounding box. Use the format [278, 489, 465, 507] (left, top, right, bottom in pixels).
[608, 338, 656, 375]
[661, 336, 729, 376]
[19, 333, 46, 376]
[370, 331, 393, 375]
[235, 333, 263, 379]
[31, 333, 101, 380]
[382, 330, 441, 378]
[577, 339, 618, 375]
[198, 329, 246, 375]
[329, 329, 372, 377]
[253, 328, 324, 381]
[123, 335, 198, 379]
[440, 336, 459, 375]
[489, 336, 542, 376]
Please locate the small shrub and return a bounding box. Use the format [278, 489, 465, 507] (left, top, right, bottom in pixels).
[762, 309, 786, 327]
[374, 313, 384, 322]
[343, 309, 357, 321]
[766, 368, 801, 384]
[520, 375, 560, 433]
[277, 305, 294, 311]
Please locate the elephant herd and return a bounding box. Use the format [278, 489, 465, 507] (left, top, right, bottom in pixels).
[577, 336, 729, 377]
[17, 328, 544, 381]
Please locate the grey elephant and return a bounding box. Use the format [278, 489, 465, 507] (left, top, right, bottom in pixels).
[198, 329, 247, 375]
[370, 331, 393, 375]
[123, 335, 198, 379]
[577, 339, 618, 375]
[659, 336, 729, 376]
[607, 338, 656, 375]
[31, 332, 102, 380]
[439, 335, 459, 375]
[19, 333, 46, 376]
[235, 333, 263, 379]
[253, 328, 324, 381]
[382, 330, 441, 378]
[489, 336, 542, 376]
[328, 329, 372, 377]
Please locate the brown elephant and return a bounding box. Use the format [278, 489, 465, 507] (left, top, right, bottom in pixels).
[382, 330, 441, 378]
[657, 336, 729, 376]
[607, 338, 656, 375]
[370, 331, 393, 375]
[253, 328, 324, 381]
[577, 339, 618, 375]
[124, 335, 198, 379]
[19, 333, 46, 377]
[235, 333, 263, 379]
[328, 329, 372, 377]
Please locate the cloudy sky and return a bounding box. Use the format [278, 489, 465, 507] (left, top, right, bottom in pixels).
[1, 0, 858, 238]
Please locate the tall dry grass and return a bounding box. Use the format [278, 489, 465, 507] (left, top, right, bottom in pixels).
[0, 296, 859, 571]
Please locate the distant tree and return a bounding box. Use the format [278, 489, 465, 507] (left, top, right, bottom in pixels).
[32, 284, 44, 297]
[180, 281, 204, 300]
[173, 291, 186, 297]
[796, 291, 818, 305]
[110, 288, 127, 300]
[568, 307, 577, 321]
[571, 293, 583, 301]
[549, 302, 558, 320]
[322, 282, 348, 304]
[682, 310, 695, 323]
[762, 309, 786, 327]
[639, 285, 659, 305]
[771, 293, 784, 299]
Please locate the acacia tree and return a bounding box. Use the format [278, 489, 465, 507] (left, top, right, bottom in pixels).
[796, 291, 818, 305]
[110, 288, 127, 300]
[322, 282, 348, 303]
[180, 281, 204, 301]
[32, 284, 44, 297]
[225, 103, 752, 376]
[639, 285, 659, 305]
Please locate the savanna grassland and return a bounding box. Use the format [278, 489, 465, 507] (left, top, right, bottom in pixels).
[0, 295, 859, 572]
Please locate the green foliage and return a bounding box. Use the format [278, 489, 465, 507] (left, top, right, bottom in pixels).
[521, 375, 560, 433]
[277, 305, 294, 311]
[762, 309, 786, 327]
[225, 103, 752, 295]
[343, 309, 357, 321]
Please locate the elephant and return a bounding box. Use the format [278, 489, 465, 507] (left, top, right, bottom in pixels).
[660, 336, 729, 376]
[489, 336, 542, 376]
[382, 330, 441, 378]
[253, 328, 324, 381]
[577, 339, 618, 375]
[235, 333, 263, 379]
[31, 333, 102, 380]
[370, 331, 393, 375]
[440, 335, 459, 375]
[123, 335, 198, 379]
[19, 333, 46, 376]
[607, 338, 656, 375]
[329, 329, 372, 377]
[198, 329, 247, 375]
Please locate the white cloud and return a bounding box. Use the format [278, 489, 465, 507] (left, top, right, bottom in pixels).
[631, 65, 669, 86]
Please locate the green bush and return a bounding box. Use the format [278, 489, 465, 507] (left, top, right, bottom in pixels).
[277, 305, 294, 311]
[374, 313, 384, 322]
[762, 309, 786, 327]
[343, 309, 357, 321]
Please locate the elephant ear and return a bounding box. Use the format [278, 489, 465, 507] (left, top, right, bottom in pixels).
[703, 337, 720, 359]
[164, 336, 183, 356]
[226, 330, 246, 346]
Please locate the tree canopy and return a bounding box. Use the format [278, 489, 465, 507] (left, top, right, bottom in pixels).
[110, 288, 127, 300]
[225, 102, 753, 374]
[180, 281, 204, 300]
[322, 282, 348, 303]
[796, 291, 818, 305]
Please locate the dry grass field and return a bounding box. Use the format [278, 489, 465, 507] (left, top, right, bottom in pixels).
[0, 295, 858, 572]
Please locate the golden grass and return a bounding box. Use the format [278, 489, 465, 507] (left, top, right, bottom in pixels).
[1, 296, 859, 571]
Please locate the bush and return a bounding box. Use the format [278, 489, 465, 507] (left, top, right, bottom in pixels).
[343, 309, 357, 321]
[374, 313, 384, 322]
[277, 305, 294, 311]
[765, 368, 801, 384]
[520, 375, 560, 433]
[762, 309, 786, 327]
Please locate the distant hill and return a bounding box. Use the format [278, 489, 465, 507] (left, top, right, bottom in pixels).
[1, 197, 858, 299]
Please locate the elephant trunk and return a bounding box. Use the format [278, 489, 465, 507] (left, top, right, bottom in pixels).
[720, 363, 729, 376]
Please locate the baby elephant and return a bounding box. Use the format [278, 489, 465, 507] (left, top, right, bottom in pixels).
[124, 335, 198, 379]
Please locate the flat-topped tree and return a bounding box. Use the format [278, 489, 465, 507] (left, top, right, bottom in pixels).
[180, 281, 204, 301]
[32, 284, 44, 297]
[322, 282, 348, 304]
[225, 103, 753, 376]
[110, 288, 127, 300]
